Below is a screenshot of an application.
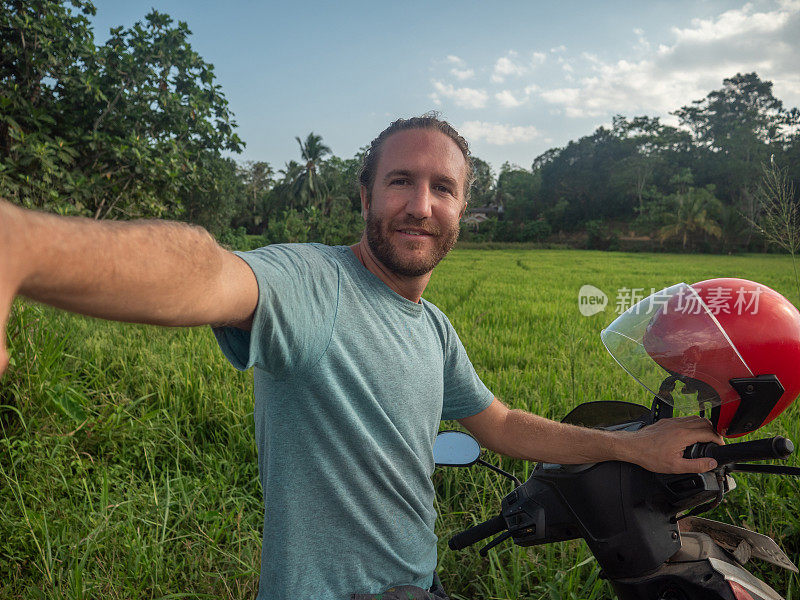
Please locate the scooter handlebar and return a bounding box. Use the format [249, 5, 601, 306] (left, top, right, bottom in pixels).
[448, 514, 506, 551]
[684, 436, 794, 465]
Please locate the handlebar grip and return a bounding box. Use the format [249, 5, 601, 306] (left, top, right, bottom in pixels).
[448, 515, 506, 551]
[685, 436, 794, 465]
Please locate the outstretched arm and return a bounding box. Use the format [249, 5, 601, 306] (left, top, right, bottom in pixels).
[0, 200, 257, 375]
[458, 397, 723, 474]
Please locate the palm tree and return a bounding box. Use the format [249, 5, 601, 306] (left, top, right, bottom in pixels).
[264, 160, 304, 213]
[280, 160, 304, 186]
[658, 186, 722, 250]
[294, 132, 332, 210]
[237, 161, 274, 229]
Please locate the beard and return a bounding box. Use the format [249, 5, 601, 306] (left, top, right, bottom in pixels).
[365, 210, 460, 277]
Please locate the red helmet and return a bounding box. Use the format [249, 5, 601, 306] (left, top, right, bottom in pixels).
[602, 279, 800, 438]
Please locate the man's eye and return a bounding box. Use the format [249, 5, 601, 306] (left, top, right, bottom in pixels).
[391, 178, 409, 186]
[435, 184, 453, 194]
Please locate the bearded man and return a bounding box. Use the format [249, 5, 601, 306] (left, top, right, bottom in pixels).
[0, 114, 722, 600]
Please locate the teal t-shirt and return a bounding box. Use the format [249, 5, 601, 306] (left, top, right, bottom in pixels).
[213, 243, 493, 600]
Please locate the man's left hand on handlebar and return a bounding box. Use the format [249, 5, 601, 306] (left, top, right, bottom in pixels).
[623, 415, 724, 474]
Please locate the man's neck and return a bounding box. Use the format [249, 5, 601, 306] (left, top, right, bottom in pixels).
[349, 239, 431, 304]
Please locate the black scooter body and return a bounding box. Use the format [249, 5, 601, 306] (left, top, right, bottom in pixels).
[505, 461, 683, 579]
[503, 460, 779, 599]
[440, 400, 796, 600]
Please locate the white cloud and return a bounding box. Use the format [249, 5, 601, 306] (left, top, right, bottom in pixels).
[537, 2, 800, 118]
[633, 27, 650, 51]
[430, 80, 488, 109]
[531, 51, 547, 66]
[494, 85, 540, 108]
[451, 68, 475, 80]
[495, 90, 524, 108]
[672, 4, 794, 43]
[491, 50, 547, 83]
[540, 87, 580, 105]
[460, 121, 540, 145]
[440, 55, 475, 80]
[557, 56, 575, 73]
[492, 51, 525, 83]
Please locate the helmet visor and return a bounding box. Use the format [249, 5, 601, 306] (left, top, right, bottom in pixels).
[601, 283, 753, 411]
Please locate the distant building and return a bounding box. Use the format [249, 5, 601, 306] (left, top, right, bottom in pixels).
[461, 204, 504, 230]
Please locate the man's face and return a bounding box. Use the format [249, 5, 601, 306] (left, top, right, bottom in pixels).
[362, 128, 467, 277]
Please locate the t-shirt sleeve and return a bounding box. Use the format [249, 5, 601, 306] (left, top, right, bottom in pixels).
[212, 244, 339, 377]
[440, 315, 494, 421]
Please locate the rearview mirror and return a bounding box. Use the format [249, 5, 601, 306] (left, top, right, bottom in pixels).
[434, 431, 481, 466]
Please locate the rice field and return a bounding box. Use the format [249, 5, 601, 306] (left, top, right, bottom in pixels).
[1, 248, 799, 599]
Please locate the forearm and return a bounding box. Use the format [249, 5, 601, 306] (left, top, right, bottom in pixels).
[460, 398, 722, 473]
[476, 407, 629, 465]
[3, 201, 251, 327]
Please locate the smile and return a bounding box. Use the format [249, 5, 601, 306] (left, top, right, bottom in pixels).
[397, 229, 433, 237]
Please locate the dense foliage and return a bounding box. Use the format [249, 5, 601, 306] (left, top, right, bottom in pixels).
[1, 0, 243, 222]
[2, 2, 799, 254]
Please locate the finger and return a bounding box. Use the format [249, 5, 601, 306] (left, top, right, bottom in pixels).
[687, 428, 725, 444]
[677, 457, 718, 473]
[0, 302, 9, 378]
[661, 416, 703, 429]
[0, 341, 7, 377]
[671, 415, 714, 429]
[0, 289, 16, 379]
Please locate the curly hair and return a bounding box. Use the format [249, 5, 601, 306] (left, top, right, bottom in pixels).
[358, 112, 474, 204]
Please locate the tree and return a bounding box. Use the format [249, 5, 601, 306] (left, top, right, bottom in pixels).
[496, 162, 539, 223]
[270, 160, 304, 212]
[181, 154, 244, 236]
[469, 157, 495, 206]
[0, 0, 97, 213]
[320, 154, 362, 213]
[750, 161, 800, 304]
[658, 181, 723, 250]
[0, 1, 243, 219]
[610, 115, 694, 215]
[673, 73, 798, 206]
[294, 132, 331, 210]
[533, 127, 630, 228]
[235, 161, 274, 231]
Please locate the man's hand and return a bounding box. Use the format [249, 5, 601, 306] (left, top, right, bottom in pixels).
[623, 415, 725, 474]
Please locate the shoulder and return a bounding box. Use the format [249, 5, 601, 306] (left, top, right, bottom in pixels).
[236, 243, 341, 277]
[421, 298, 457, 341]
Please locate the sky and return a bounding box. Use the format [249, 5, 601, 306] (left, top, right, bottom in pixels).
[91, 0, 800, 173]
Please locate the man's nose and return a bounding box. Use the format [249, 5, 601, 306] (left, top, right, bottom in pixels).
[406, 184, 433, 219]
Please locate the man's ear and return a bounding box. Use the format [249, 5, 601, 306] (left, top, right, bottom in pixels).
[359, 185, 370, 221]
[458, 201, 467, 220]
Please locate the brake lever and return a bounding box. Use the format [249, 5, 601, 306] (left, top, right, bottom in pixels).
[479, 531, 512, 557]
[677, 468, 727, 521]
[729, 463, 800, 476]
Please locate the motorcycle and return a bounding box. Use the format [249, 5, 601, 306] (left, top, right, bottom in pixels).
[434, 279, 800, 600]
[435, 398, 799, 600]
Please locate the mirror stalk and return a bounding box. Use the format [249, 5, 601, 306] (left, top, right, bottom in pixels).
[477, 458, 521, 487]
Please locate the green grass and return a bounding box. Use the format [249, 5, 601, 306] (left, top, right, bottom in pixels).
[2, 248, 799, 599]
